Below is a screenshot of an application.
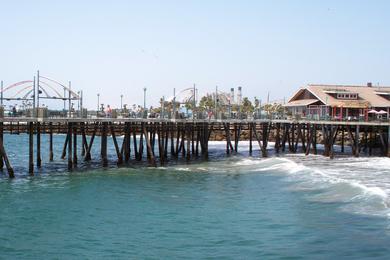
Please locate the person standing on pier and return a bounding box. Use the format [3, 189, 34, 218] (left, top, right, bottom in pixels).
[105, 105, 112, 117]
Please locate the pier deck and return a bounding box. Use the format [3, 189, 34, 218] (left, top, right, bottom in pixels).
[0, 117, 389, 178]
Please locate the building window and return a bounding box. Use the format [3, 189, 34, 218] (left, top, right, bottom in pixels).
[336, 93, 358, 99]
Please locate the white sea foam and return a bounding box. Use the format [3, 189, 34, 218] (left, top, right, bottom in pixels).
[258, 155, 390, 217]
[205, 141, 390, 218]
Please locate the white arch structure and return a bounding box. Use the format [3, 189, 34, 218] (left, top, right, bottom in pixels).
[1, 74, 81, 108]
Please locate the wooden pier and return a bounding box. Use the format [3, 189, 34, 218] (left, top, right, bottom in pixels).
[1, 117, 390, 178]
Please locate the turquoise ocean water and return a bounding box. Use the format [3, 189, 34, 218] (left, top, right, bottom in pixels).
[1, 134, 390, 259]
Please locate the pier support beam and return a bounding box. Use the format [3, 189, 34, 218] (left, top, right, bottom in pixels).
[144, 124, 156, 166]
[73, 123, 78, 166]
[387, 126, 390, 157]
[29, 122, 34, 175]
[101, 122, 108, 167]
[133, 123, 139, 161]
[186, 124, 191, 160]
[0, 136, 14, 178]
[61, 134, 69, 159]
[249, 123, 253, 155]
[0, 122, 3, 170]
[36, 122, 41, 168]
[0, 122, 14, 178]
[67, 122, 73, 170]
[81, 122, 87, 157]
[341, 127, 345, 153]
[123, 123, 130, 162]
[355, 125, 360, 157]
[85, 123, 97, 161]
[49, 122, 54, 161]
[111, 123, 123, 165]
[275, 123, 280, 154]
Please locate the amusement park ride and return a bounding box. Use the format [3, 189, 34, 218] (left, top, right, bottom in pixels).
[0, 70, 82, 116]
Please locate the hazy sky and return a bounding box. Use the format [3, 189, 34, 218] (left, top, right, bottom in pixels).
[1, 0, 389, 109]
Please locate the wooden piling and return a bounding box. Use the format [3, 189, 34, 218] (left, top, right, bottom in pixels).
[81, 122, 87, 157]
[125, 122, 131, 162]
[61, 134, 69, 159]
[0, 134, 14, 178]
[133, 123, 139, 161]
[67, 122, 73, 170]
[36, 122, 41, 168]
[355, 125, 360, 157]
[186, 124, 191, 160]
[101, 122, 108, 167]
[143, 124, 156, 166]
[84, 123, 97, 161]
[49, 122, 54, 161]
[249, 123, 253, 155]
[275, 123, 280, 153]
[110, 123, 123, 165]
[73, 123, 78, 166]
[29, 122, 34, 175]
[0, 122, 3, 170]
[387, 126, 390, 157]
[138, 123, 144, 161]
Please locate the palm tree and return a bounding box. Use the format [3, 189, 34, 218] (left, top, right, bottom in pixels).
[199, 95, 214, 111]
[241, 97, 254, 114]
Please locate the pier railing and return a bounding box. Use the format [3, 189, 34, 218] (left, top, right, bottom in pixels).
[3, 108, 390, 125]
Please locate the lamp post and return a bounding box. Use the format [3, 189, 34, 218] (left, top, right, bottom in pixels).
[215, 86, 218, 119]
[68, 81, 72, 118]
[161, 96, 165, 118]
[1, 80, 3, 107]
[143, 87, 147, 118]
[77, 91, 80, 112]
[173, 88, 176, 119]
[259, 99, 262, 119]
[37, 70, 40, 109]
[193, 83, 196, 119]
[97, 93, 100, 111]
[63, 87, 66, 111]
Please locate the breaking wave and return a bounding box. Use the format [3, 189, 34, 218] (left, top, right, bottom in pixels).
[190, 141, 390, 218]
